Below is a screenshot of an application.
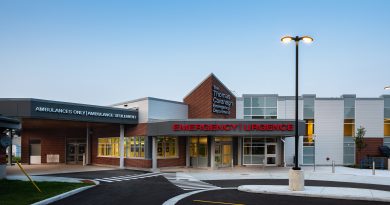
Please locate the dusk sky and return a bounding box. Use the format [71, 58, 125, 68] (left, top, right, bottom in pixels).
[1, 0, 390, 105]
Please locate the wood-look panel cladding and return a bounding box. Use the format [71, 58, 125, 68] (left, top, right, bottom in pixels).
[184, 74, 236, 119]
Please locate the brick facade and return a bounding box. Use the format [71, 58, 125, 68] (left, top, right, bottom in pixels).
[125, 158, 152, 168]
[21, 128, 84, 164]
[0, 147, 6, 164]
[184, 74, 236, 119]
[356, 138, 384, 164]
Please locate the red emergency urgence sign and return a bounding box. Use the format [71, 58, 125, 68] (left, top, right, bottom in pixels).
[172, 123, 294, 132]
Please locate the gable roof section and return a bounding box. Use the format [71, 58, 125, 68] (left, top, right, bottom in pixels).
[183, 73, 235, 100]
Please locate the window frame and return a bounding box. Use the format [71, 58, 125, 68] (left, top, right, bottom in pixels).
[157, 136, 179, 159]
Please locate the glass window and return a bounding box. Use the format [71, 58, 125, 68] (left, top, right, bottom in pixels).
[305, 119, 314, 137]
[384, 98, 390, 108]
[384, 138, 390, 148]
[344, 119, 355, 136]
[304, 107, 314, 119]
[242, 137, 267, 165]
[303, 146, 314, 164]
[385, 119, 390, 137]
[252, 97, 265, 107]
[265, 108, 277, 116]
[265, 116, 277, 119]
[243, 96, 277, 119]
[244, 108, 251, 115]
[252, 108, 264, 115]
[265, 97, 277, 107]
[304, 98, 315, 108]
[344, 108, 355, 119]
[98, 137, 119, 157]
[252, 116, 264, 119]
[344, 98, 355, 108]
[125, 136, 145, 158]
[157, 137, 178, 158]
[244, 97, 251, 107]
[343, 137, 355, 165]
[385, 108, 390, 119]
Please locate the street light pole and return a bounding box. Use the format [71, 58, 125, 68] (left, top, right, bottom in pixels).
[294, 38, 300, 170]
[281, 35, 313, 190]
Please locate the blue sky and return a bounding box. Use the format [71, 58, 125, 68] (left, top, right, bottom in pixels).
[1, 0, 390, 105]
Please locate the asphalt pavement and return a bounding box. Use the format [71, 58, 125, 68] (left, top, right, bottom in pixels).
[176, 189, 390, 205]
[51, 175, 185, 205]
[205, 179, 390, 192]
[42, 170, 390, 205]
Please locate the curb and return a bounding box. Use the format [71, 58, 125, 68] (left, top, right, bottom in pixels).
[238, 185, 390, 203]
[162, 188, 236, 205]
[31, 180, 99, 205]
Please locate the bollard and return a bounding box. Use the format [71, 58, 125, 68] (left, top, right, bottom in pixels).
[373, 161, 376, 175]
[231, 159, 234, 169]
[83, 153, 86, 166]
[332, 161, 335, 173]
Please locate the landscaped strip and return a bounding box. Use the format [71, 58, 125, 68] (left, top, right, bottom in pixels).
[0, 179, 92, 205]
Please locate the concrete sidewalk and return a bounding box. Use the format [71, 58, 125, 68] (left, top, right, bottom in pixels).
[161, 166, 390, 186]
[238, 185, 390, 202]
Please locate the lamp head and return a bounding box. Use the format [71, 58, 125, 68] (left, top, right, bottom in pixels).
[302, 36, 314, 43]
[281, 36, 293, 44]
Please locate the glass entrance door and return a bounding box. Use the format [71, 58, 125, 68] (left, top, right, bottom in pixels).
[66, 139, 86, 164]
[215, 144, 232, 167]
[190, 137, 208, 167]
[265, 143, 277, 166]
[215, 137, 232, 168]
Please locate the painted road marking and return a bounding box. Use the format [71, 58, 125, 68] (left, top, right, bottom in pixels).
[94, 172, 163, 183]
[193, 199, 245, 205]
[163, 173, 220, 191]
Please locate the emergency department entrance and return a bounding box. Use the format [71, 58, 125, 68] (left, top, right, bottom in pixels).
[243, 137, 278, 166]
[215, 137, 232, 167]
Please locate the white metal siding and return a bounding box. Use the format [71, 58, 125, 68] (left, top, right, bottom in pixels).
[148, 99, 188, 121]
[314, 100, 344, 165]
[236, 98, 244, 119]
[355, 99, 384, 138]
[113, 100, 149, 123]
[278, 99, 303, 165]
[277, 100, 303, 120]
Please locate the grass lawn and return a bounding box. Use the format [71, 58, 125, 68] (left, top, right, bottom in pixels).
[0, 179, 92, 205]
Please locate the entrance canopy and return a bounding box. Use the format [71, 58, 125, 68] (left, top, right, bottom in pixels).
[0, 98, 138, 124]
[147, 119, 306, 136]
[0, 116, 21, 130]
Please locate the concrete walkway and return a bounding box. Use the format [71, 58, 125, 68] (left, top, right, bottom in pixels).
[238, 185, 390, 202]
[161, 166, 390, 186]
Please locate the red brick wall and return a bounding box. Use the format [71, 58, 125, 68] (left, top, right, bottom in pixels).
[125, 124, 148, 136]
[125, 158, 152, 168]
[21, 128, 85, 164]
[0, 147, 6, 164]
[184, 74, 236, 119]
[158, 137, 186, 167]
[91, 124, 120, 166]
[356, 138, 384, 164]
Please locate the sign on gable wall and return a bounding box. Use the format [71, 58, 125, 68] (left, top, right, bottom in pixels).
[212, 85, 233, 115]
